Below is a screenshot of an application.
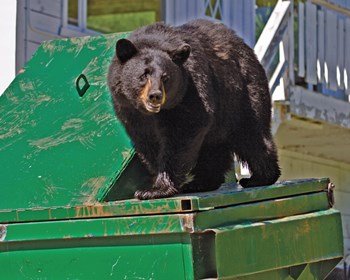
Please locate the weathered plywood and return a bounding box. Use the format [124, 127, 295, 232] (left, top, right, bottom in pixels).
[290, 86, 350, 128]
[29, 0, 62, 18]
[298, 2, 305, 78]
[174, 0, 188, 25]
[325, 10, 339, 91]
[341, 214, 350, 239]
[231, 2, 244, 40]
[243, 0, 256, 47]
[317, 10, 325, 83]
[338, 19, 345, 90]
[346, 18, 350, 95]
[344, 238, 350, 258]
[164, 0, 175, 24]
[165, 0, 255, 47]
[16, 0, 27, 72]
[334, 191, 350, 216]
[26, 41, 41, 61]
[26, 10, 62, 42]
[305, 2, 318, 84]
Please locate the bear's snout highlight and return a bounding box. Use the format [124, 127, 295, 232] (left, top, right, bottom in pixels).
[140, 77, 166, 113]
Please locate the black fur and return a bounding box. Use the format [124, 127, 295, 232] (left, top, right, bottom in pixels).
[108, 19, 281, 200]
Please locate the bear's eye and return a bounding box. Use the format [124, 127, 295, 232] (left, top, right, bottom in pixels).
[140, 69, 150, 82]
[161, 72, 169, 83]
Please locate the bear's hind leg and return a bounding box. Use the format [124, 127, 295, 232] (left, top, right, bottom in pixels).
[237, 133, 280, 188]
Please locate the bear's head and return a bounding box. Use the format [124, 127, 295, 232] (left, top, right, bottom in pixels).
[108, 38, 191, 114]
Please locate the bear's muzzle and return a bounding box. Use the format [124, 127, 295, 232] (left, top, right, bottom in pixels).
[140, 78, 166, 113]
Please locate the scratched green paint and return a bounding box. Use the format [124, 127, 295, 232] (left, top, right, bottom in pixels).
[0, 178, 330, 223]
[0, 235, 193, 280]
[1, 190, 330, 241]
[193, 177, 331, 209]
[0, 33, 135, 210]
[2, 215, 190, 243]
[0, 179, 343, 279]
[213, 209, 343, 278]
[193, 191, 330, 230]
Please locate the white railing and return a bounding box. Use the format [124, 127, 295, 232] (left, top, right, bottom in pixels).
[298, 0, 350, 99]
[254, 0, 294, 100]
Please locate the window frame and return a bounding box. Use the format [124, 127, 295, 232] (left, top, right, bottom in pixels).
[60, 0, 100, 37]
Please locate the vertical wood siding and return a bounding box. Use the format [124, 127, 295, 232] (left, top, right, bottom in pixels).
[16, 0, 64, 72]
[298, 1, 350, 96]
[164, 0, 256, 47]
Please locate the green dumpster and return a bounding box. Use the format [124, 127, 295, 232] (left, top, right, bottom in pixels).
[0, 34, 343, 279]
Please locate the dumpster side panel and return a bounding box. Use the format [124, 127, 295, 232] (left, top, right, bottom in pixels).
[214, 209, 343, 278]
[0, 236, 193, 280]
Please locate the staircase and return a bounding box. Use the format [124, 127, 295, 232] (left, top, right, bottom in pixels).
[256, 0, 350, 164]
[256, 0, 350, 261]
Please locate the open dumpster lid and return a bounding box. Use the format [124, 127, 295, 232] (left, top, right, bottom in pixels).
[0, 33, 134, 211]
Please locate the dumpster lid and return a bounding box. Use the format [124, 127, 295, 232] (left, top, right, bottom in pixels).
[0, 178, 330, 223]
[0, 33, 133, 211]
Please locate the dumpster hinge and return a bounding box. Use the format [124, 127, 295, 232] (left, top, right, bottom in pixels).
[326, 182, 335, 208]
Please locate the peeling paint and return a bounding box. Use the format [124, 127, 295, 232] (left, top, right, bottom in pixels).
[70, 36, 97, 57]
[79, 176, 108, 204]
[19, 79, 35, 91]
[41, 41, 66, 56]
[0, 224, 7, 241]
[75, 204, 114, 219]
[0, 89, 51, 150]
[290, 86, 350, 128]
[180, 214, 195, 232]
[28, 117, 96, 150]
[121, 148, 133, 162]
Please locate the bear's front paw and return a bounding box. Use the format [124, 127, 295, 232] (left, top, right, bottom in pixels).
[134, 186, 178, 200]
[134, 172, 178, 200]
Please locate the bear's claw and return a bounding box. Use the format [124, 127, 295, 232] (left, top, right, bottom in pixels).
[134, 186, 178, 200]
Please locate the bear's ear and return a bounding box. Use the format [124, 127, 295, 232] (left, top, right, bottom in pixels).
[170, 43, 191, 64]
[116, 39, 137, 63]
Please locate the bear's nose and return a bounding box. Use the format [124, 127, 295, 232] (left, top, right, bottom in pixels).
[148, 90, 163, 104]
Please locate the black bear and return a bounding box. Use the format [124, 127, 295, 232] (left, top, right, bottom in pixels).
[108, 19, 280, 200]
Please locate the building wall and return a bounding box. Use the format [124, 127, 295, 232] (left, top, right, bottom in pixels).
[0, 1, 17, 95]
[16, 0, 65, 73]
[279, 149, 350, 258]
[16, 0, 256, 71]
